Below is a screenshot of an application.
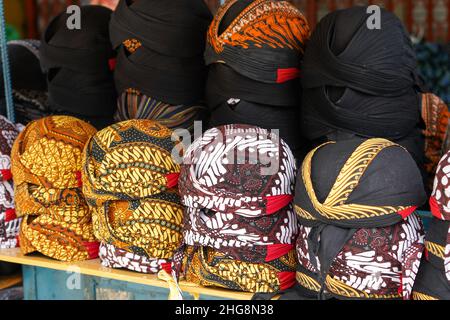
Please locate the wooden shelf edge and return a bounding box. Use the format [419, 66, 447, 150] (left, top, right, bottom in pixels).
[0, 248, 252, 300]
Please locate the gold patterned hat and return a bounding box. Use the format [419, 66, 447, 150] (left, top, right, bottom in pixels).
[11, 115, 99, 261]
[184, 246, 297, 293]
[82, 120, 183, 272]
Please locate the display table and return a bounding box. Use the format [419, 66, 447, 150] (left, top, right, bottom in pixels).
[0, 248, 253, 300]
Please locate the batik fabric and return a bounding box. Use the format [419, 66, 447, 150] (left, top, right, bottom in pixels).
[11, 116, 99, 261]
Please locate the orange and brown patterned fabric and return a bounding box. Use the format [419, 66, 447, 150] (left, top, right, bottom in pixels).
[82, 120, 184, 273]
[422, 93, 450, 190]
[205, 0, 310, 84]
[11, 116, 99, 261]
[183, 246, 297, 293]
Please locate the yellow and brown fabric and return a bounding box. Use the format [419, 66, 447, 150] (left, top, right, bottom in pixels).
[183, 246, 297, 293]
[82, 119, 184, 273]
[11, 116, 98, 261]
[422, 93, 450, 191]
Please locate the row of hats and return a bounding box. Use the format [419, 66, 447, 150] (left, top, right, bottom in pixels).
[2, 1, 449, 193]
[0, 113, 447, 299]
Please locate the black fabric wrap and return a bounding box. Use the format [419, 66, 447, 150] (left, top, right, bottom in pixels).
[39, 5, 116, 129]
[110, 0, 212, 58]
[207, 96, 305, 158]
[294, 138, 427, 228]
[206, 63, 300, 107]
[113, 46, 207, 106]
[301, 6, 424, 141]
[425, 219, 450, 271]
[413, 260, 450, 300]
[205, 45, 302, 85]
[109, 0, 211, 105]
[0, 40, 46, 93]
[0, 40, 51, 123]
[309, 129, 426, 185]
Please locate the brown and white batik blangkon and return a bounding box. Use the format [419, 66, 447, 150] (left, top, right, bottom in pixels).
[295, 215, 425, 300]
[179, 124, 297, 217]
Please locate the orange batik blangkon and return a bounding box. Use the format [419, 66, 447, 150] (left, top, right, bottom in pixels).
[11, 116, 99, 261]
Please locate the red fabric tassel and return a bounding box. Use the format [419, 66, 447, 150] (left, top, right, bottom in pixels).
[161, 262, 173, 275]
[0, 169, 12, 181]
[265, 194, 293, 214]
[278, 271, 296, 291]
[265, 244, 294, 262]
[75, 171, 83, 188]
[397, 206, 417, 219]
[276, 68, 300, 83]
[108, 58, 117, 71]
[83, 241, 100, 259]
[429, 196, 444, 220]
[5, 209, 17, 222]
[166, 173, 180, 188]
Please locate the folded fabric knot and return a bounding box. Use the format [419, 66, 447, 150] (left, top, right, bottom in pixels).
[295, 215, 425, 300]
[11, 115, 98, 261]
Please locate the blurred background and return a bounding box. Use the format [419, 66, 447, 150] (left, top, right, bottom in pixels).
[2, 0, 450, 42]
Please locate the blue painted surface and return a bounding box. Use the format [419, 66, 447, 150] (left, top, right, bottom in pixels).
[22, 265, 227, 300]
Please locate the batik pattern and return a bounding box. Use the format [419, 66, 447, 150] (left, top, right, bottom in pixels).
[116, 86, 206, 135]
[430, 150, 450, 221]
[295, 214, 424, 300]
[82, 120, 184, 272]
[209, 0, 309, 54]
[180, 124, 296, 217]
[99, 242, 169, 274]
[11, 116, 98, 261]
[183, 204, 297, 263]
[184, 246, 297, 293]
[0, 116, 20, 248]
[295, 225, 319, 274]
[422, 93, 450, 190]
[445, 228, 450, 283]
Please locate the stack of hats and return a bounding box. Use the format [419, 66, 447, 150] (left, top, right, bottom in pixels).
[109, 0, 212, 133]
[293, 138, 427, 300]
[300, 7, 426, 170]
[412, 151, 450, 299]
[11, 116, 99, 262]
[205, 0, 310, 158]
[178, 124, 298, 293]
[0, 116, 21, 248]
[0, 40, 50, 125]
[40, 5, 117, 130]
[82, 120, 184, 274]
